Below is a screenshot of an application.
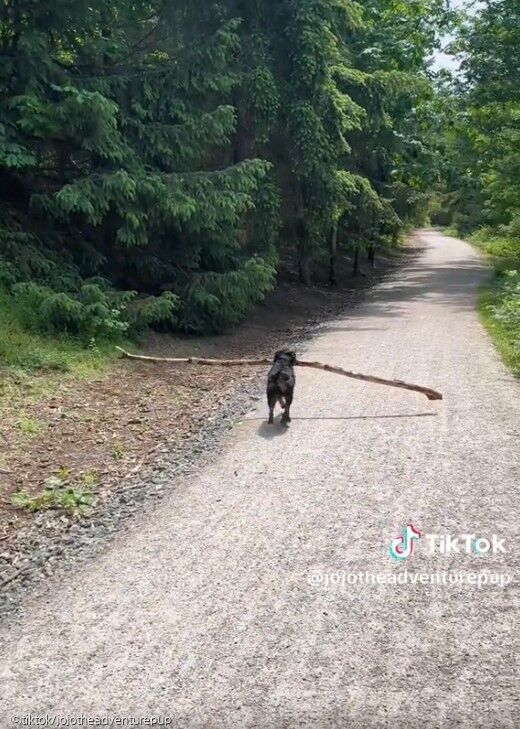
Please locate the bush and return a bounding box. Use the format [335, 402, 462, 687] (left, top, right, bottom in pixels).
[473, 228, 520, 374]
[468, 229, 520, 263]
[179, 258, 276, 333]
[488, 270, 520, 335]
[11, 282, 130, 341]
[128, 291, 180, 331]
[1, 226, 273, 342]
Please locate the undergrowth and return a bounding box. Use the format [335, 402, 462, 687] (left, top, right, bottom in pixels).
[468, 228, 520, 375]
[0, 287, 124, 416]
[0, 288, 120, 375]
[11, 470, 94, 516]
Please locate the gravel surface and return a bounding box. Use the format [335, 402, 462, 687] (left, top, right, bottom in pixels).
[1, 230, 519, 728]
[1, 242, 401, 604]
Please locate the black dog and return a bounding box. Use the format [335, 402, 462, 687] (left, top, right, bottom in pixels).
[267, 349, 296, 424]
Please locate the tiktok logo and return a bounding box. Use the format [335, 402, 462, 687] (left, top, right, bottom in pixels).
[389, 524, 422, 561]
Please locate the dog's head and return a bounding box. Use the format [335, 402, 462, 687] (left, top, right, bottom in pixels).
[273, 349, 296, 366]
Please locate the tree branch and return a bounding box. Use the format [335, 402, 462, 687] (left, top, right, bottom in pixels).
[115, 347, 443, 401]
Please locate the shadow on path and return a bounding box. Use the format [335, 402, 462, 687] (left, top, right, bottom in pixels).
[256, 412, 437, 438]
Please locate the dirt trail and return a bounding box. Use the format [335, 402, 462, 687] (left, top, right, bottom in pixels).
[1, 231, 519, 728]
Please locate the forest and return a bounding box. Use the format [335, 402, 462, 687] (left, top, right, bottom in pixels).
[433, 0, 520, 371]
[0, 0, 518, 361]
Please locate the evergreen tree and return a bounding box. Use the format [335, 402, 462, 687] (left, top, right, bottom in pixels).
[435, 0, 520, 236]
[0, 0, 449, 341]
[1, 0, 275, 333]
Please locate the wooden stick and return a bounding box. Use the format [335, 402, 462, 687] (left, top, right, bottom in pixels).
[1, 561, 32, 588]
[116, 347, 442, 401]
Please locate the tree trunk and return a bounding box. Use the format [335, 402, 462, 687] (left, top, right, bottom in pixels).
[233, 99, 250, 164]
[295, 187, 311, 286]
[329, 224, 338, 286]
[298, 240, 312, 286]
[368, 245, 376, 268]
[352, 247, 359, 276]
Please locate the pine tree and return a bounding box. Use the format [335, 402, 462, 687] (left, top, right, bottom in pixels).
[0, 0, 449, 340]
[1, 0, 275, 333]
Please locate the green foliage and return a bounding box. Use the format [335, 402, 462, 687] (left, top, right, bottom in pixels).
[0, 287, 118, 375]
[436, 1, 520, 236]
[11, 282, 131, 340]
[0, 0, 446, 343]
[180, 257, 276, 333]
[488, 271, 520, 335]
[130, 292, 180, 331]
[18, 416, 42, 437]
[12, 473, 94, 516]
[469, 229, 520, 263]
[437, 0, 520, 378]
[469, 230, 520, 375]
[480, 273, 520, 376]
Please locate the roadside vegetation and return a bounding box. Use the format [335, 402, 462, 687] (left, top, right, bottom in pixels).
[0, 286, 122, 422]
[0, 288, 118, 375]
[11, 468, 94, 516]
[431, 0, 520, 375]
[0, 0, 451, 371]
[470, 231, 520, 375]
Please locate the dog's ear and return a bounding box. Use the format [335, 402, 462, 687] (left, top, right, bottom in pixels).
[273, 350, 284, 362]
[288, 351, 297, 365]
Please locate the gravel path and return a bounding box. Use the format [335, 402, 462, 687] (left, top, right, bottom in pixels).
[1, 231, 519, 728]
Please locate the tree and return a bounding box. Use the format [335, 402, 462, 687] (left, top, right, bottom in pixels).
[0, 0, 275, 333]
[436, 0, 520, 235]
[0, 0, 450, 341]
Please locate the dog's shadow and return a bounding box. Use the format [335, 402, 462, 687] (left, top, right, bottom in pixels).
[257, 416, 290, 439]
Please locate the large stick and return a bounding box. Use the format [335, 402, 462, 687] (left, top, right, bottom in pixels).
[116, 347, 442, 401]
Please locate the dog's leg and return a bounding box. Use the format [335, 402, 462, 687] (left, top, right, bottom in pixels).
[282, 391, 293, 423]
[267, 391, 277, 424]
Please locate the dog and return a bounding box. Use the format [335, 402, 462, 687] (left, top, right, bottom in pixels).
[267, 349, 296, 424]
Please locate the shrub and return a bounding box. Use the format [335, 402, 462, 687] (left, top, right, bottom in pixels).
[1, 226, 275, 341]
[488, 271, 520, 336]
[11, 474, 93, 515]
[179, 257, 276, 333]
[11, 281, 132, 342]
[468, 229, 520, 262]
[128, 291, 180, 331]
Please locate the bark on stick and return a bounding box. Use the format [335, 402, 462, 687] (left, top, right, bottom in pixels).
[116, 347, 443, 401]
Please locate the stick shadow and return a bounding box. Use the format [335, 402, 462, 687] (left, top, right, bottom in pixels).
[256, 412, 437, 438]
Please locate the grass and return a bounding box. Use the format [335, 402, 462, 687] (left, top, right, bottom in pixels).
[467, 229, 520, 375]
[0, 288, 119, 375]
[0, 288, 129, 413]
[18, 416, 43, 437]
[479, 286, 520, 375]
[440, 226, 461, 238]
